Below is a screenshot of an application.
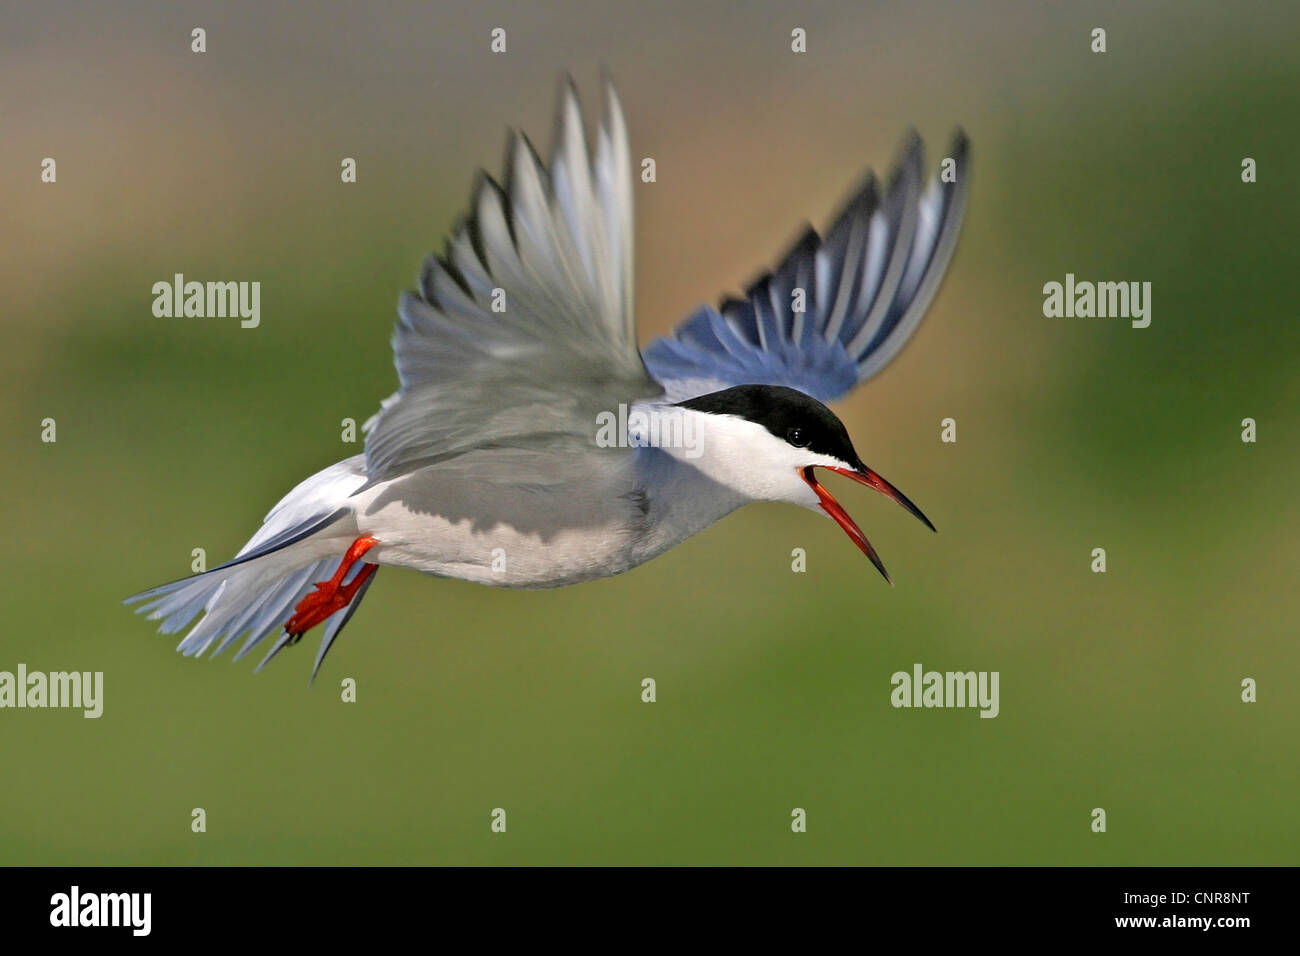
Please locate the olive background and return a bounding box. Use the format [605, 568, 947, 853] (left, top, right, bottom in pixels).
[2, 0, 1297, 864]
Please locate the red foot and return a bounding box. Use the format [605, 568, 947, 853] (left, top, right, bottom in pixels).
[284, 535, 379, 639]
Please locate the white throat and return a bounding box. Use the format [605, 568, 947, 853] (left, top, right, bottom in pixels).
[637, 403, 852, 508]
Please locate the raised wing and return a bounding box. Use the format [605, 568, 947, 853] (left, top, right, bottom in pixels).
[363, 77, 658, 484]
[642, 130, 969, 403]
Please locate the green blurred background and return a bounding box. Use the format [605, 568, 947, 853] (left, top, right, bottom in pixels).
[3, 0, 1297, 864]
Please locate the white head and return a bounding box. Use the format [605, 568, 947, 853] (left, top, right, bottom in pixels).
[667, 385, 935, 583]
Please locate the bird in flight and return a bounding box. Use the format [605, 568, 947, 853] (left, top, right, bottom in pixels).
[127, 78, 970, 680]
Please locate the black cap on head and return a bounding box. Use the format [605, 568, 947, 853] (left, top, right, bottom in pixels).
[677, 384, 862, 465]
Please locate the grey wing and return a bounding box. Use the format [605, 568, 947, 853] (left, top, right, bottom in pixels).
[363, 77, 659, 485]
[642, 130, 969, 404]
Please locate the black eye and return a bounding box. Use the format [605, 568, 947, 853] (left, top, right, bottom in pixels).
[787, 427, 808, 448]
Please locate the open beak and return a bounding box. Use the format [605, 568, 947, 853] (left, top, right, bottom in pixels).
[799, 464, 936, 585]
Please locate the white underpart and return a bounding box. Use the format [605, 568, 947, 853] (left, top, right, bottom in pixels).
[340, 405, 856, 589]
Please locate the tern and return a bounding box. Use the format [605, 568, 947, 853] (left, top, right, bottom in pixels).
[127, 79, 970, 680]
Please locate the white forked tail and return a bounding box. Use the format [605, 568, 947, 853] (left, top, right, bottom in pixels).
[125, 456, 375, 680]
